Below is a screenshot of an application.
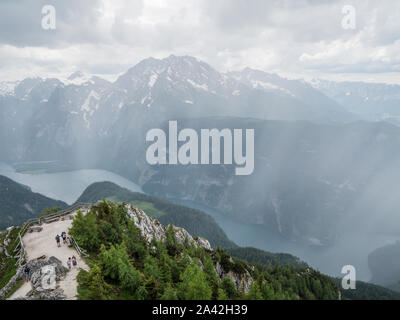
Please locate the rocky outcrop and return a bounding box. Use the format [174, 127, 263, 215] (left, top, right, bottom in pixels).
[127, 205, 211, 250]
[0, 266, 23, 299]
[8, 256, 68, 300]
[214, 260, 253, 295]
[2, 226, 14, 258]
[126, 204, 251, 293]
[127, 204, 254, 293]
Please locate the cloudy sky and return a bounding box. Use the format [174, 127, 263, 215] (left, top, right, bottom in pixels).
[0, 0, 399, 83]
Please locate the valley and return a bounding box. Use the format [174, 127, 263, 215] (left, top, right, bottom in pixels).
[2, 0, 400, 303]
[171, 199, 400, 282]
[1, 55, 400, 296]
[0, 162, 142, 204]
[1, 159, 398, 283]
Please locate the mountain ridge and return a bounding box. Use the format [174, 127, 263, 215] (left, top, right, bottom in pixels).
[0, 192, 398, 300]
[0, 200, 340, 300]
[0, 175, 67, 230]
[76, 181, 236, 249]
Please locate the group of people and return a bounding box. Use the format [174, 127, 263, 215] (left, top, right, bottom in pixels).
[23, 258, 78, 282]
[21, 232, 79, 283]
[54, 232, 78, 269]
[55, 231, 71, 247]
[67, 256, 78, 269]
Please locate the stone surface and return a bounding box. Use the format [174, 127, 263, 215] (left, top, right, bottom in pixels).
[0, 267, 23, 299]
[7, 256, 68, 300]
[127, 205, 211, 250]
[5, 210, 90, 300]
[215, 261, 253, 294]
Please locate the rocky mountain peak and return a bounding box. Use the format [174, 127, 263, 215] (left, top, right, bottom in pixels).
[126, 204, 212, 251]
[64, 71, 109, 87]
[68, 71, 85, 81]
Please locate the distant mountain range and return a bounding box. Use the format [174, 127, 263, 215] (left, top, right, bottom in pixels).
[309, 79, 400, 125]
[1, 55, 398, 169]
[1, 55, 400, 250]
[138, 117, 400, 246]
[368, 241, 400, 292]
[0, 55, 354, 165]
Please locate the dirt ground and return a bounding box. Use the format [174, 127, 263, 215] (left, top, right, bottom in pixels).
[9, 211, 90, 300]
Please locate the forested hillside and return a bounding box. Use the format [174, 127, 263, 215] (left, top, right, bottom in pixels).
[332, 279, 400, 300]
[0, 175, 67, 230]
[225, 247, 308, 269]
[71, 201, 340, 300]
[76, 181, 236, 248]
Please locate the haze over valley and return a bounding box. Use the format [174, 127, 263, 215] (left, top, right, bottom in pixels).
[1, 56, 400, 284]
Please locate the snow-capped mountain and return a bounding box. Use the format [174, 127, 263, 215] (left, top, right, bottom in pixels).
[308, 79, 400, 125]
[229, 68, 356, 122]
[0, 81, 19, 96]
[114, 55, 246, 106]
[1, 55, 400, 248]
[0, 55, 361, 166]
[13, 78, 62, 102]
[61, 71, 112, 87]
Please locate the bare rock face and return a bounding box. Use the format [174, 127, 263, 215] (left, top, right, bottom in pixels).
[0, 267, 23, 299]
[9, 256, 68, 300]
[215, 260, 253, 294]
[128, 205, 165, 243]
[125, 204, 252, 292]
[126, 205, 212, 250]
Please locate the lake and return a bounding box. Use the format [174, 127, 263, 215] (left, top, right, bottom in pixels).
[1, 161, 397, 282]
[170, 199, 399, 282]
[0, 162, 142, 205]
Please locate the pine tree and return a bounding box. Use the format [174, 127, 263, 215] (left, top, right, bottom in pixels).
[70, 210, 100, 252]
[203, 255, 219, 299]
[220, 277, 238, 299]
[217, 288, 229, 300]
[246, 282, 263, 300]
[87, 265, 110, 300]
[178, 263, 212, 300]
[160, 284, 178, 300]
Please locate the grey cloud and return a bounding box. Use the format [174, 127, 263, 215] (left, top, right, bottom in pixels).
[0, 0, 399, 82]
[0, 0, 105, 47]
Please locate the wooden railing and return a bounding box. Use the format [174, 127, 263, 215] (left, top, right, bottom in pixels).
[12, 202, 93, 267]
[69, 236, 89, 257]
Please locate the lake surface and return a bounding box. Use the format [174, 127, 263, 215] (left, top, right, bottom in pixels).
[171, 199, 399, 281]
[1, 161, 397, 282]
[0, 162, 142, 205]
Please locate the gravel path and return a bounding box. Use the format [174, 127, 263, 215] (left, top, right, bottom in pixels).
[9, 211, 89, 300]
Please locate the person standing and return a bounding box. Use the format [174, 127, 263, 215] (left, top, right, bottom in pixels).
[55, 234, 61, 247]
[72, 256, 77, 267]
[24, 266, 31, 282]
[67, 257, 72, 269]
[61, 231, 67, 244]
